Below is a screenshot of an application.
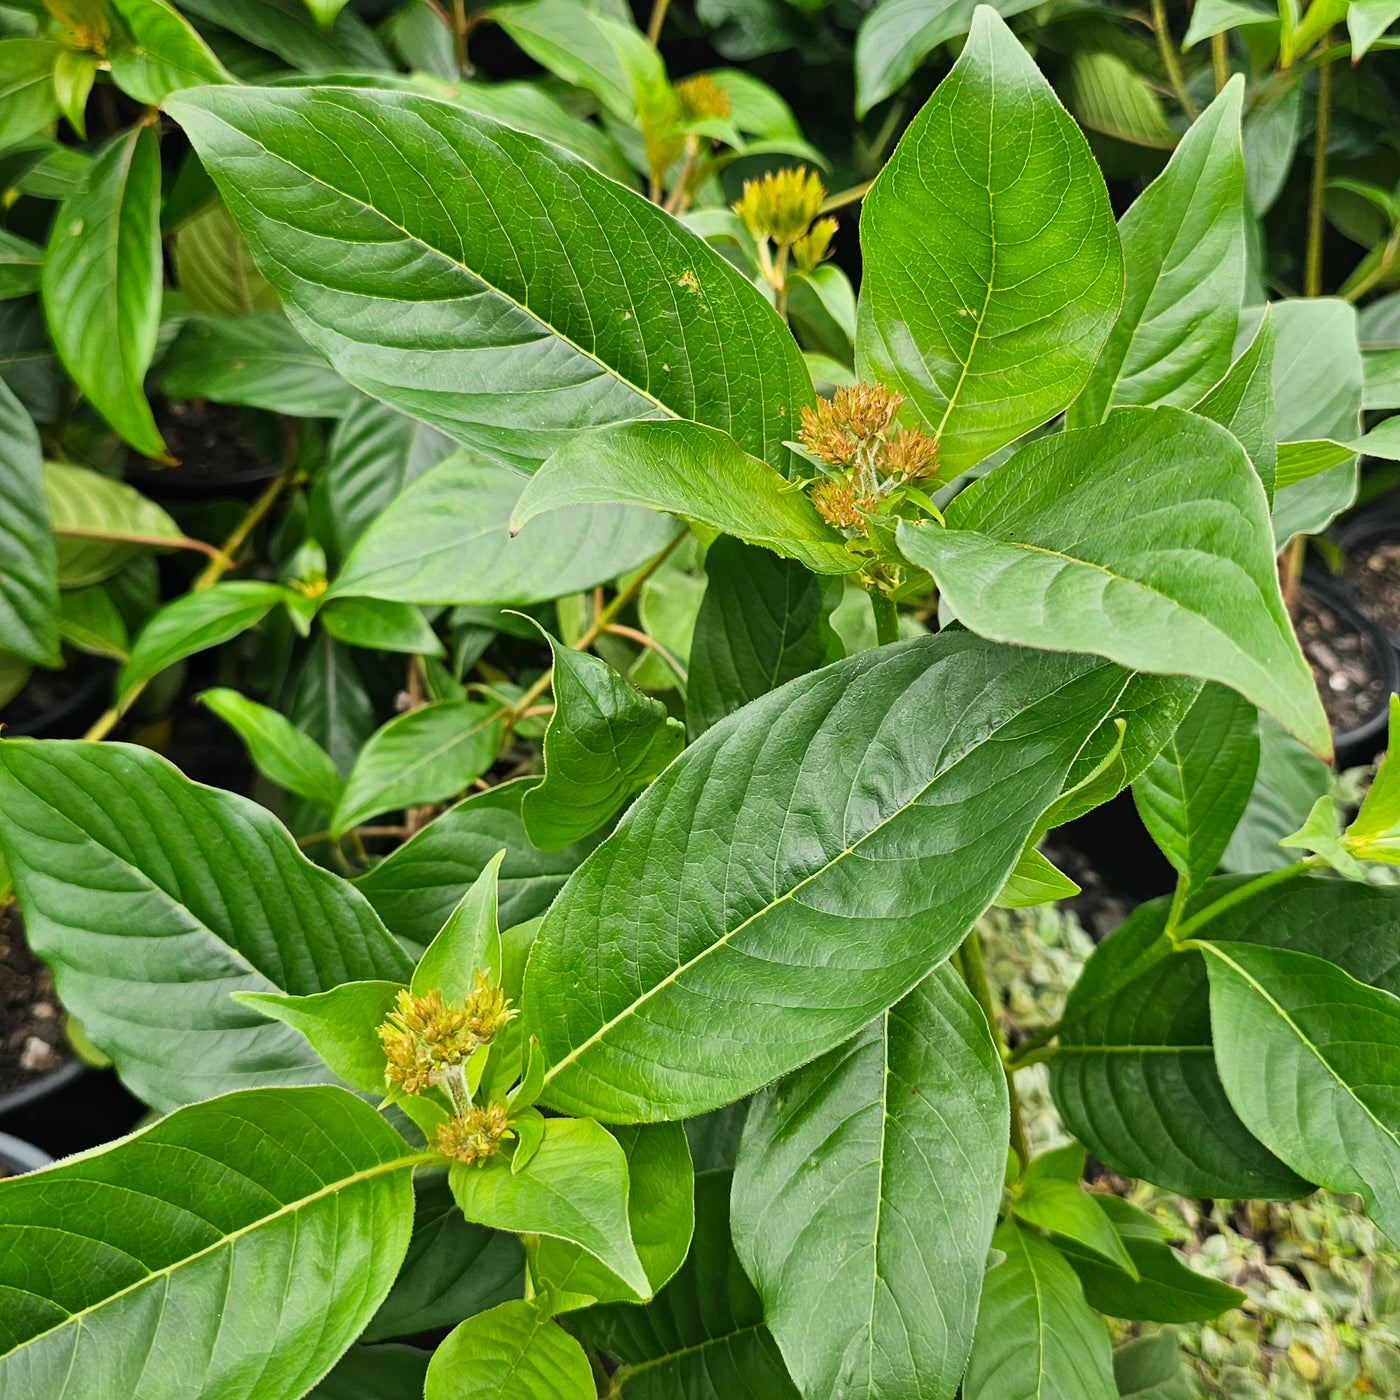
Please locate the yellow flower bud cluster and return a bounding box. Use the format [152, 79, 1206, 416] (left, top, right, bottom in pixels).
[436, 1102, 514, 1167]
[676, 73, 733, 123]
[734, 167, 829, 252]
[377, 973, 517, 1096]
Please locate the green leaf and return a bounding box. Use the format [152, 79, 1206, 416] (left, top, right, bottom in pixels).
[577, 1169, 800, 1400]
[42, 125, 164, 457]
[1066, 49, 1178, 150]
[291, 631, 376, 778]
[995, 845, 1082, 908]
[200, 685, 347, 812]
[0, 1085, 419, 1398]
[321, 597, 444, 657]
[413, 851, 507, 999]
[964, 1219, 1116, 1400]
[1350, 0, 1400, 56]
[0, 228, 42, 301]
[1278, 793, 1365, 876]
[522, 636, 685, 852]
[1071, 81, 1245, 427]
[524, 634, 1166, 1122]
[853, 0, 1040, 117]
[1133, 683, 1259, 893]
[1345, 695, 1400, 860]
[235, 980, 403, 1094]
[512, 420, 851, 575]
[59, 584, 129, 660]
[732, 964, 1007, 1400]
[1243, 78, 1303, 218]
[176, 0, 390, 71]
[1112, 1329, 1191, 1400]
[310, 1344, 431, 1400]
[1193, 306, 1277, 501]
[44, 460, 183, 588]
[1201, 940, 1400, 1242]
[118, 579, 288, 702]
[529, 1121, 695, 1305]
[331, 452, 680, 606]
[0, 377, 56, 666]
[311, 398, 456, 567]
[857, 7, 1121, 479]
[451, 1116, 649, 1295]
[355, 780, 602, 947]
[1221, 714, 1330, 872]
[52, 49, 96, 140]
[165, 84, 810, 474]
[107, 0, 231, 102]
[0, 40, 61, 149]
[363, 1172, 523, 1343]
[898, 406, 1329, 757]
[425, 1299, 593, 1400]
[686, 537, 843, 740]
[334, 700, 503, 836]
[161, 312, 356, 418]
[1183, 0, 1274, 44]
[1014, 1179, 1137, 1278]
[0, 739, 411, 1110]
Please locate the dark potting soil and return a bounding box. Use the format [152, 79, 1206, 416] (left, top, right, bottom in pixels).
[1294, 586, 1388, 734]
[1343, 536, 1400, 637]
[131, 399, 276, 488]
[0, 903, 70, 1095]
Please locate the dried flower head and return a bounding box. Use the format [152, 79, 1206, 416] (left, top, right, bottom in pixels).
[792, 216, 837, 272]
[733, 167, 826, 245]
[809, 477, 866, 533]
[882, 426, 940, 481]
[463, 968, 517, 1044]
[378, 978, 516, 1095]
[798, 383, 905, 469]
[677, 73, 732, 123]
[436, 1103, 514, 1167]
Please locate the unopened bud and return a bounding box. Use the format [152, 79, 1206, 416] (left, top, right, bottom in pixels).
[733, 167, 826, 246]
[437, 1102, 514, 1166]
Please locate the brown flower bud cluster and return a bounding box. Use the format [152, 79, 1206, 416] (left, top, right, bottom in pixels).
[734, 167, 827, 248]
[436, 1102, 514, 1167]
[378, 975, 518, 1096]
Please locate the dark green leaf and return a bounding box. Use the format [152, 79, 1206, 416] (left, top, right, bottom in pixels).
[309, 1344, 432, 1400]
[858, 7, 1122, 479]
[0, 739, 412, 1109]
[331, 452, 680, 606]
[0, 376, 56, 665]
[1242, 78, 1303, 217]
[524, 634, 1166, 1121]
[1132, 682, 1259, 893]
[0, 228, 43, 300]
[732, 965, 1007, 1399]
[44, 460, 183, 588]
[321, 597, 443, 657]
[176, 0, 390, 71]
[0, 1085, 419, 1398]
[1220, 715, 1330, 873]
[42, 126, 164, 456]
[108, 0, 231, 103]
[161, 312, 356, 417]
[0, 40, 60, 149]
[424, 1299, 593, 1400]
[333, 700, 503, 836]
[523, 637, 685, 851]
[1056, 1229, 1245, 1323]
[1013, 1179, 1137, 1277]
[1112, 1329, 1191, 1400]
[166, 84, 811, 473]
[291, 630, 376, 777]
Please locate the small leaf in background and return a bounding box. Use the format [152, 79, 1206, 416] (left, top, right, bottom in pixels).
[200, 685, 346, 812]
[1133, 682, 1260, 894]
[58, 584, 129, 660]
[290, 631, 377, 779]
[898, 407, 1329, 757]
[450, 1116, 650, 1297]
[424, 1299, 594, 1400]
[1070, 80, 1246, 427]
[1183, 0, 1274, 47]
[963, 1219, 1117, 1400]
[320, 597, 443, 656]
[1112, 1328, 1192, 1400]
[522, 635, 684, 852]
[529, 1121, 695, 1305]
[1193, 306, 1277, 500]
[173, 200, 279, 317]
[330, 453, 680, 607]
[1243, 77, 1304, 218]
[42, 125, 165, 456]
[354, 778, 603, 948]
[176, 0, 391, 73]
[1344, 695, 1400, 860]
[0, 1086, 418, 1399]
[234, 980, 404, 1094]
[732, 965, 1007, 1400]
[577, 1169, 800, 1400]
[160, 312, 357, 418]
[1277, 793, 1365, 877]
[685, 536, 843, 739]
[118, 579, 289, 702]
[107, 0, 231, 102]
[1065, 49, 1177, 150]
[511, 420, 851, 574]
[0, 377, 57, 666]
[44, 461, 186, 590]
[1202, 940, 1400, 1242]
[1013, 1176, 1138, 1278]
[858, 7, 1122, 479]
[0, 739, 411, 1109]
[332, 699, 503, 836]
[995, 845, 1082, 908]
[51, 49, 96, 139]
[1350, 0, 1400, 58]
[0, 228, 42, 301]
[309, 1344, 430, 1400]
[412, 850, 507, 1000]
[1221, 714, 1331, 872]
[0, 39, 61, 149]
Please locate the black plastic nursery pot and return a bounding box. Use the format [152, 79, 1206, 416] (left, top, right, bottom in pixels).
[1336, 509, 1400, 651]
[1298, 572, 1400, 766]
[0, 1131, 52, 1177]
[123, 400, 281, 502]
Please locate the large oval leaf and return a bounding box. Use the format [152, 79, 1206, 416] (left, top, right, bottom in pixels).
[897, 406, 1329, 757]
[732, 964, 1007, 1400]
[165, 84, 812, 473]
[856, 6, 1122, 479]
[425, 1299, 594, 1400]
[0, 1085, 420, 1399]
[524, 633, 1163, 1121]
[0, 739, 412, 1110]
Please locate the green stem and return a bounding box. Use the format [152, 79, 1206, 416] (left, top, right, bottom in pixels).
[959, 930, 1029, 1168]
[1170, 857, 1321, 944]
[1306, 39, 1333, 298]
[1151, 0, 1199, 118]
[1211, 31, 1229, 93]
[871, 592, 900, 646]
[1162, 872, 1190, 940]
